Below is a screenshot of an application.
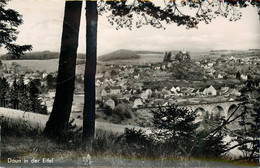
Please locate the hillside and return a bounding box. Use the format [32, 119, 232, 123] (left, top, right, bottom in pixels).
[99, 49, 140, 61]
[0, 107, 146, 134]
[0, 51, 86, 60]
[135, 50, 164, 54]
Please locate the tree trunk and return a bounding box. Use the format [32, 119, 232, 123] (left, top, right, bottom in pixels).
[44, 1, 82, 137]
[83, 1, 98, 141]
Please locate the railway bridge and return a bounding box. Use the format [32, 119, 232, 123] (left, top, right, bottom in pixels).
[137, 101, 242, 119]
[177, 101, 241, 118]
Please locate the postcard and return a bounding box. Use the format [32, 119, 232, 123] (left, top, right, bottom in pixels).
[0, 0, 259, 167]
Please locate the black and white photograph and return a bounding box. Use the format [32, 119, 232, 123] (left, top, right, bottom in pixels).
[0, 0, 259, 167]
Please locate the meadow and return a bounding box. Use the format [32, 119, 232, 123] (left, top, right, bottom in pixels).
[1, 51, 213, 73]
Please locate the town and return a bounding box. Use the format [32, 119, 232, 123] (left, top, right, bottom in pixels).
[0, 49, 259, 125]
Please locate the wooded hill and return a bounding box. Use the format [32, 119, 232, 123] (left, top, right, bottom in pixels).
[0, 49, 144, 61]
[98, 49, 140, 61]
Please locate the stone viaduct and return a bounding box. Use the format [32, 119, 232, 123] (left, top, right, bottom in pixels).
[178, 101, 241, 118]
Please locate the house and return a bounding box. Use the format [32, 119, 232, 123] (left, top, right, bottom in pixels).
[191, 89, 200, 96]
[162, 65, 166, 70]
[106, 98, 115, 109]
[141, 92, 149, 100]
[132, 99, 143, 109]
[227, 89, 241, 96]
[145, 89, 152, 97]
[141, 89, 152, 100]
[170, 87, 177, 93]
[220, 87, 229, 95]
[110, 86, 121, 95]
[134, 74, 140, 79]
[185, 87, 195, 96]
[42, 71, 48, 79]
[176, 86, 181, 92]
[217, 74, 223, 79]
[203, 85, 217, 96]
[241, 74, 248, 80]
[101, 89, 107, 97]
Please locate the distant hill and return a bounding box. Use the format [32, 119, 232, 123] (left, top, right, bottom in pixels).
[99, 49, 140, 61]
[135, 50, 164, 54]
[0, 51, 86, 60]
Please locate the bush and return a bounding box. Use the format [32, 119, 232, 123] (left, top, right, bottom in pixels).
[114, 103, 132, 119]
[104, 105, 112, 116]
[120, 128, 155, 157]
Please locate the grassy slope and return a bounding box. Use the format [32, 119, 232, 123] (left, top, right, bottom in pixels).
[0, 108, 257, 167]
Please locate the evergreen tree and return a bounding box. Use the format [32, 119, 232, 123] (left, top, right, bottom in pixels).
[236, 71, 241, 80]
[152, 104, 199, 156]
[195, 111, 229, 158]
[232, 79, 259, 162]
[46, 74, 56, 89]
[10, 79, 19, 109]
[17, 76, 30, 111]
[28, 79, 42, 113]
[0, 77, 9, 107]
[0, 0, 32, 59]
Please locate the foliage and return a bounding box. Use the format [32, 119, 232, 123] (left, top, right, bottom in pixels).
[101, 0, 260, 30]
[46, 74, 56, 89]
[17, 76, 30, 111]
[104, 104, 113, 116]
[119, 128, 155, 157]
[109, 103, 132, 123]
[152, 104, 199, 156]
[169, 61, 205, 80]
[174, 51, 191, 62]
[163, 51, 172, 62]
[236, 71, 241, 80]
[195, 112, 229, 158]
[28, 79, 46, 114]
[0, 77, 47, 114]
[231, 79, 260, 162]
[0, 0, 32, 59]
[0, 76, 9, 107]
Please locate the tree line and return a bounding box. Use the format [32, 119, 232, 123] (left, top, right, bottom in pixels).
[0, 76, 47, 114]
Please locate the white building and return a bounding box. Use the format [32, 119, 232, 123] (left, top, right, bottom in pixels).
[203, 85, 217, 96]
[106, 98, 115, 109]
[132, 99, 143, 109]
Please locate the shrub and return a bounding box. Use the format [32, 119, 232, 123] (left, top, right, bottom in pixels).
[104, 105, 112, 116]
[120, 128, 155, 157]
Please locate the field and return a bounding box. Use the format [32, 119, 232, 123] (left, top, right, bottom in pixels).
[1, 51, 227, 73]
[2, 54, 165, 72]
[2, 59, 59, 73]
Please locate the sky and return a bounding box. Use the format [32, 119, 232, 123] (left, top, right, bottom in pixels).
[1, 0, 260, 56]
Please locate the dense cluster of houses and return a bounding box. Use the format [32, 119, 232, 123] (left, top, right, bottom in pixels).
[0, 62, 49, 86]
[98, 77, 242, 109]
[198, 55, 259, 80]
[1, 50, 258, 113]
